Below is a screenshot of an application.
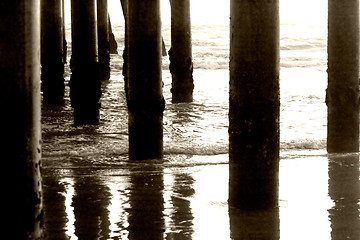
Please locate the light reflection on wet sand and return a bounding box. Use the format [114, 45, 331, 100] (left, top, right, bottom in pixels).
[42, 153, 360, 239]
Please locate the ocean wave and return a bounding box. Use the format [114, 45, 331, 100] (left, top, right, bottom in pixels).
[281, 138, 326, 150]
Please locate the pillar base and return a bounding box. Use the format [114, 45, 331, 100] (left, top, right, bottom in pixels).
[171, 85, 194, 103]
[169, 49, 194, 103]
[41, 62, 65, 105]
[69, 61, 102, 124]
[74, 106, 100, 125]
[99, 60, 111, 81]
[42, 85, 65, 105]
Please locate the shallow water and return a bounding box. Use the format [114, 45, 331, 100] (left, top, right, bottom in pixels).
[41, 21, 359, 239]
[42, 150, 360, 239]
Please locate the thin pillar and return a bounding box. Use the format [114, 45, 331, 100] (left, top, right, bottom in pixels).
[108, 15, 118, 54]
[0, 0, 43, 238]
[127, 0, 164, 159]
[327, 0, 359, 153]
[62, 0, 67, 64]
[120, 0, 128, 103]
[169, 0, 194, 103]
[41, 0, 65, 104]
[229, 0, 280, 210]
[70, 0, 102, 124]
[97, 0, 111, 81]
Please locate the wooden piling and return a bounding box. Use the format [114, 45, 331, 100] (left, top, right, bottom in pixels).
[70, 0, 102, 124]
[0, 0, 43, 238]
[120, 0, 129, 103]
[62, 0, 67, 64]
[41, 0, 65, 104]
[127, 0, 164, 159]
[327, 0, 359, 153]
[108, 15, 118, 54]
[229, 0, 280, 210]
[97, 0, 111, 81]
[169, 0, 194, 103]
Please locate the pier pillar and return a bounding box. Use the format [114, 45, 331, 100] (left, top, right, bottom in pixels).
[169, 0, 194, 103]
[70, 0, 102, 124]
[327, 0, 359, 153]
[41, 0, 65, 104]
[229, 0, 280, 209]
[0, 0, 43, 238]
[62, 0, 67, 64]
[120, 0, 128, 103]
[127, 0, 164, 159]
[97, 0, 111, 81]
[108, 15, 118, 54]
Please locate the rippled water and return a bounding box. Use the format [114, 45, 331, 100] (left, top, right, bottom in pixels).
[41, 21, 360, 239]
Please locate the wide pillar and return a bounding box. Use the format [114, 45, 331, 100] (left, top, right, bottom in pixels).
[229, 0, 280, 210]
[97, 0, 111, 81]
[41, 0, 65, 104]
[70, 0, 102, 124]
[169, 0, 194, 103]
[127, 0, 164, 160]
[0, 0, 43, 238]
[327, 0, 359, 153]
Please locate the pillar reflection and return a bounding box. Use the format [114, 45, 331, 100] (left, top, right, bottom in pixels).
[229, 207, 280, 240]
[42, 169, 68, 239]
[168, 173, 195, 239]
[328, 153, 360, 240]
[72, 172, 111, 239]
[127, 163, 165, 239]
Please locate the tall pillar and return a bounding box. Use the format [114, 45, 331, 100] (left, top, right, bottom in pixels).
[108, 15, 118, 54]
[97, 0, 111, 81]
[120, 0, 128, 103]
[70, 0, 102, 124]
[62, 0, 67, 64]
[327, 0, 359, 153]
[169, 0, 194, 103]
[229, 0, 280, 210]
[0, 0, 43, 238]
[127, 0, 164, 160]
[41, 0, 65, 104]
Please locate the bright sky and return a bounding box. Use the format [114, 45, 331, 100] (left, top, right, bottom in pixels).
[65, 0, 327, 26]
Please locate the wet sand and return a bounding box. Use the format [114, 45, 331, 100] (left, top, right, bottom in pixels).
[42, 149, 360, 239]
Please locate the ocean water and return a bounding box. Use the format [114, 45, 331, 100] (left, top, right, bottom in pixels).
[43, 21, 328, 159]
[41, 18, 360, 239]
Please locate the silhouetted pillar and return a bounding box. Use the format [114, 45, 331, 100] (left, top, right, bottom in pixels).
[0, 0, 43, 238]
[97, 0, 111, 81]
[169, 0, 194, 103]
[327, 0, 359, 153]
[41, 0, 65, 104]
[120, 0, 128, 103]
[229, 0, 280, 210]
[108, 15, 118, 54]
[70, 0, 102, 124]
[62, 0, 67, 63]
[127, 0, 164, 159]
